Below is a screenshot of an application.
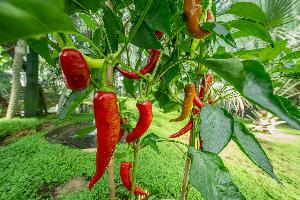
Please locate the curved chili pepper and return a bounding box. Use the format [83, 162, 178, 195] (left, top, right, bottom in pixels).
[59, 48, 90, 90]
[184, 0, 211, 39]
[170, 108, 200, 138]
[89, 92, 120, 190]
[170, 84, 195, 122]
[118, 117, 128, 142]
[199, 74, 213, 99]
[193, 87, 205, 109]
[126, 101, 153, 143]
[120, 162, 148, 196]
[116, 31, 163, 79]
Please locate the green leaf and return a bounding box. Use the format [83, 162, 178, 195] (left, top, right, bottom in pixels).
[103, 5, 124, 53]
[232, 122, 278, 181]
[154, 89, 180, 113]
[123, 78, 137, 98]
[199, 105, 234, 154]
[140, 133, 160, 154]
[65, 0, 104, 14]
[130, 21, 161, 49]
[134, 0, 171, 35]
[75, 125, 96, 139]
[26, 38, 54, 67]
[228, 19, 273, 46]
[278, 96, 300, 119]
[0, 0, 74, 43]
[59, 87, 93, 119]
[79, 13, 98, 31]
[281, 51, 300, 61]
[202, 58, 300, 130]
[202, 22, 236, 48]
[188, 148, 245, 200]
[225, 2, 268, 25]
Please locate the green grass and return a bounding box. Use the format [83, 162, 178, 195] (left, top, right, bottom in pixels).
[0, 118, 40, 140]
[0, 104, 300, 199]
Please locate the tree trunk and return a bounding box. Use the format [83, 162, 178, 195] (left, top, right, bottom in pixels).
[6, 40, 27, 119]
[24, 48, 40, 117]
[39, 84, 48, 114]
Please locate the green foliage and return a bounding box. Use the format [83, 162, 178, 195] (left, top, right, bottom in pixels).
[189, 148, 245, 200]
[0, 0, 74, 42]
[232, 122, 278, 181]
[199, 105, 233, 154]
[0, 118, 39, 139]
[202, 58, 300, 130]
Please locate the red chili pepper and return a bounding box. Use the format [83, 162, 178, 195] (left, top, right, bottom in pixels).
[118, 117, 128, 142]
[126, 101, 153, 143]
[120, 162, 148, 196]
[89, 91, 120, 190]
[193, 86, 205, 109]
[169, 108, 200, 138]
[116, 31, 163, 79]
[59, 48, 90, 90]
[199, 132, 204, 150]
[199, 74, 213, 99]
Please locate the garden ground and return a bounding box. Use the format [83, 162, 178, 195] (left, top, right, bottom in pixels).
[0, 101, 299, 200]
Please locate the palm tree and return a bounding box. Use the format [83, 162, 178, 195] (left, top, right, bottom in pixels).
[6, 40, 27, 119]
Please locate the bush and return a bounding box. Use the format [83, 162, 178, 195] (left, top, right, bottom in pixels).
[0, 118, 40, 139]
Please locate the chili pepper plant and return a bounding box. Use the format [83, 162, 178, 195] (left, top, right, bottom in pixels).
[1, 0, 300, 199]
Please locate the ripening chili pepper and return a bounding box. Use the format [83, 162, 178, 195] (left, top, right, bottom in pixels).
[59, 48, 90, 90]
[126, 101, 153, 143]
[120, 162, 148, 196]
[118, 117, 128, 142]
[170, 84, 195, 122]
[170, 108, 200, 138]
[199, 74, 213, 99]
[193, 86, 205, 109]
[116, 31, 163, 79]
[184, 0, 211, 39]
[89, 92, 120, 190]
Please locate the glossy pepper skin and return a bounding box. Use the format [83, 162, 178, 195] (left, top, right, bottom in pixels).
[170, 84, 195, 122]
[199, 74, 213, 100]
[193, 86, 205, 109]
[116, 31, 163, 79]
[170, 108, 200, 138]
[89, 92, 120, 190]
[126, 101, 153, 143]
[59, 49, 90, 90]
[120, 162, 148, 196]
[184, 0, 213, 39]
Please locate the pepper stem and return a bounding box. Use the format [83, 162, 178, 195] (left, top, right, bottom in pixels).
[130, 140, 140, 200]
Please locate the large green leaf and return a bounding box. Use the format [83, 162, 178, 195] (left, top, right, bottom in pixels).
[140, 133, 160, 154]
[123, 78, 137, 98]
[278, 96, 300, 119]
[130, 21, 161, 49]
[188, 148, 245, 200]
[59, 86, 93, 119]
[103, 5, 124, 53]
[65, 0, 104, 14]
[134, 0, 171, 35]
[227, 19, 273, 46]
[225, 2, 268, 25]
[199, 105, 234, 154]
[201, 58, 300, 130]
[232, 122, 278, 181]
[27, 38, 54, 67]
[0, 0, 74, 43]
[154, 89, 180, 113]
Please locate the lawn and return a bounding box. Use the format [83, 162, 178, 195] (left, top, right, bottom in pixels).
[0, 102, 299, 200]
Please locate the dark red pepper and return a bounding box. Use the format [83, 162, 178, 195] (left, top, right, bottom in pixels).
[89, 91, 120, 190]
[126, 101, 153, 143]
[170, 108, 200, 138]
[193, 86, 205, 109]
[59, 48, 90, 90]
[120, 161, 148, 196]
[199, 74, 213, 99]
[116, 31, 163, 79]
